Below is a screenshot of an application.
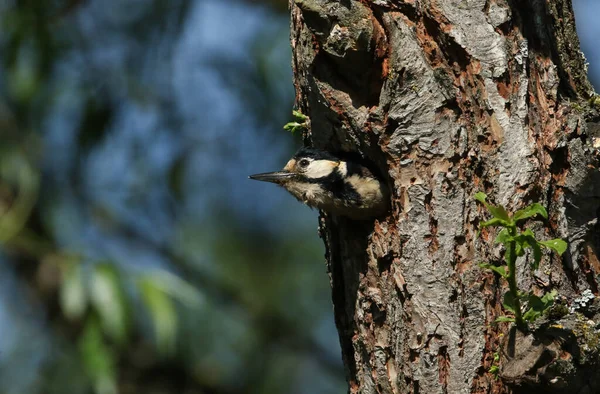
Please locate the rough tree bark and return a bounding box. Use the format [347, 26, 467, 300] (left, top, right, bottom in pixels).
[289, 0, 600, 393]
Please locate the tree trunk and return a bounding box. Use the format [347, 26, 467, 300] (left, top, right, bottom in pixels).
[289, 0, 600, 393]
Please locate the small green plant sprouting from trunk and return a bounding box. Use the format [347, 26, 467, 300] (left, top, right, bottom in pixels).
[489, 352, 500, 379]
[283, 110, 309, 134]
[475, 192, 567, 330]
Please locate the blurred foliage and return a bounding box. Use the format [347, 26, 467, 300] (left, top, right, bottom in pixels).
[0, 1, 345, 394]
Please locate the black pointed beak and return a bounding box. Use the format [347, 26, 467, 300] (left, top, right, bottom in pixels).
[248, 171, 294, 184]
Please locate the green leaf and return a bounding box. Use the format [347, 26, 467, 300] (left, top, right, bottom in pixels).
[479, 263, 508, 278]
[519, 229, 542, 269]
[283, 121, 303, 133]
[516, 228, 535, 244]
[140, 270, 203, 308]
[539, 239, 568, 256]
[526, 294, 545, 309]
[8, 53, 41, 103]
[488, 204, 511, 222]
[522, 307, 541, 322]
[79, 318, 117, 394]
[139, 277, 178, 356]
[523, 291, 556, 322]
[292, 110, 308, 121]
[474, 192, 511, 222]
[541, 289, 558, 304]
[90, 263, 129, 345]
[502, 291, 518, 313]
[495, 316, 515, 323]
[513, 203, 548, 222]
[0, 154, 40, 244]
[481, 218, 510, 228]
[515, 242, 525, 257]
[512, 229, 543, 268]
[60, 261, 87, 321]
[513, 232, 527, 251]
[474, 192, 488, 205]
[494, 228, 512, 244]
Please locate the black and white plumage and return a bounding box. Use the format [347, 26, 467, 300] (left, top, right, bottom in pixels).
[249, 148, 389, 220]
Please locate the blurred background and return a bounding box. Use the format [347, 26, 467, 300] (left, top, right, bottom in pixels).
[0, 1, 598, 393]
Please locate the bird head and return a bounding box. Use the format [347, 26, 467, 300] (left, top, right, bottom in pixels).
[249, 148, 341, 185]
[249, 147, 389, 220]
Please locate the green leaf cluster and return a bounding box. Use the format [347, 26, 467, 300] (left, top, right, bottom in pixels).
[488, 351, 500, 378]
[522, 290, 558, 322]
[283, 110, 309, 134]
[475, 192, 567, 329]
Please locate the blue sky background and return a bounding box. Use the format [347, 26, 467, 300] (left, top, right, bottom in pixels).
[574, 0, 600, 87]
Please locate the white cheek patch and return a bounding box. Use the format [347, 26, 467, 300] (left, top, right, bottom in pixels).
[337, 161, 347, 176]
[305, 160, 337, 178]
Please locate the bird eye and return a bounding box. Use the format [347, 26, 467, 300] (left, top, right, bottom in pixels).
[299, 159, 310, 168]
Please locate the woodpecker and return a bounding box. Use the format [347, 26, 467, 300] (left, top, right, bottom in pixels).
[249, 148, 389, 220]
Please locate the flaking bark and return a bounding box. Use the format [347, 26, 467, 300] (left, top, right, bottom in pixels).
[289, 0, 600, 393]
